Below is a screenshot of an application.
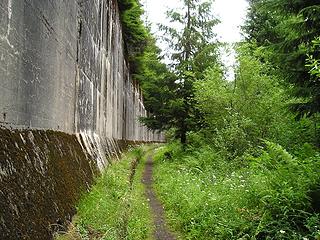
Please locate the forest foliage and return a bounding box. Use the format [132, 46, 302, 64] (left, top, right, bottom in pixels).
[243, 0, 320, 119]
[140, 0, 220, 143]
[118, 0, 320, 238]
[118, 0, 320, 239]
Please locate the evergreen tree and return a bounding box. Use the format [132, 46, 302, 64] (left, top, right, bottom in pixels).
[243, 0, 320, 118]
[118, 0, 148, 75]
[136, 36, 178, 132]
[142, 0, 220, 144]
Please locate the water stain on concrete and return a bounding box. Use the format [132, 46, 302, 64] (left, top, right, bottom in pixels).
[0, 128, 98, 240]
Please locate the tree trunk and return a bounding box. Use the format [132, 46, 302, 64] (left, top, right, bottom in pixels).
[180, 130, 187, 145]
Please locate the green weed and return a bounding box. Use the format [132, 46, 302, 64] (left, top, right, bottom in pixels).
[153, 142, 320, 239]
[56, 146, 153, 240]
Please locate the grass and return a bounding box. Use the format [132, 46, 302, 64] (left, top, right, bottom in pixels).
[153, 142, 320, 239]
[54, 141, 320, 239]
[55, 145, 154, 240]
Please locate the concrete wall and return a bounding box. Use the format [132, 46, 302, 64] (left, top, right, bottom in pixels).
[0, 0, 77, 131]
[0, 0, 163, 239]
[0, 0, 162, 142]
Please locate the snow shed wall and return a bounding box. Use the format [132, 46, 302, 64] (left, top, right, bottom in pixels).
[0, 0, 163, 239]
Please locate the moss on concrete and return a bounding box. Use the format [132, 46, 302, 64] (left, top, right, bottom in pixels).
[0, 128, 98, 240]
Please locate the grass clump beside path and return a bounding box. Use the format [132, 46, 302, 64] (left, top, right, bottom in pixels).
[153, 141, 320, 240]
[55, 145, 154, 240]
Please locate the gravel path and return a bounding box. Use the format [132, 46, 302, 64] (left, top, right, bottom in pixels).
[142, 154, 176, 240]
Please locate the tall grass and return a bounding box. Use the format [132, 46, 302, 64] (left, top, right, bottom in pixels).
[153, 142, 320, 239]
[55, 146, 153, 240]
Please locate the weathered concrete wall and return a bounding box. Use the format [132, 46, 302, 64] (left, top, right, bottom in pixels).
[0, 0, 78, 132]
[74, 0, 163, 167]
[0, 0, 162, 142]
[0, 0, 163, 239]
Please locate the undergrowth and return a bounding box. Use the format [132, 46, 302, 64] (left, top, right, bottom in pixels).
[153, 141, 320, 239]
[55, 146, 153, 240]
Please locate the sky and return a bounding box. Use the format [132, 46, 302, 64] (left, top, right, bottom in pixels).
[141, 0, 249, 80]
[212, 0, 249, 43]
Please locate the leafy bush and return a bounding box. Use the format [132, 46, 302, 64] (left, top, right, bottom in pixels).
[194, 43, 318, 154]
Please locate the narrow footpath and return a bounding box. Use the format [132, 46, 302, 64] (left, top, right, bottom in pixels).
[142, 154, 176, 240]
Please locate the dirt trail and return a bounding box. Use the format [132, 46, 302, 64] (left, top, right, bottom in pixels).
[142, 154, 176, 240]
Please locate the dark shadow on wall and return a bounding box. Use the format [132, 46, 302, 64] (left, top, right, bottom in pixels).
[0, 128, 98, 240]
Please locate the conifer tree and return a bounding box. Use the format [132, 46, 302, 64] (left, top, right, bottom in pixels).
[142, 0, 219, 144]
[243, 0, 320, 118]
